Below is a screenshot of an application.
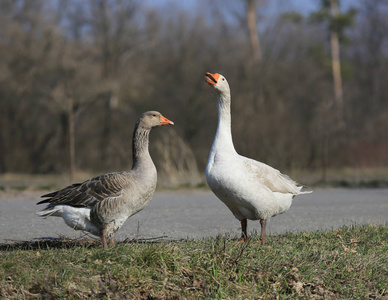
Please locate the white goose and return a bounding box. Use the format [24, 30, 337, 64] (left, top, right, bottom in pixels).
[205, 72, 311, 243]
[37, 111, 174, 248]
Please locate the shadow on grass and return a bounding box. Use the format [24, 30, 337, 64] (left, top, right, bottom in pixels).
[0, 237, 100, 251]
[0, 235, 179, 251]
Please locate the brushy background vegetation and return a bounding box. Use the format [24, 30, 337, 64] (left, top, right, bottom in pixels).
[1, 224, 387, 299]
[0, 0, 388, 187]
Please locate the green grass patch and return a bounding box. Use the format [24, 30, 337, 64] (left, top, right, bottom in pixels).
[1, 225, 387, 299]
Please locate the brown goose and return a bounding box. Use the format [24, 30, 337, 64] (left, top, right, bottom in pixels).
[36, 111, 174, 248]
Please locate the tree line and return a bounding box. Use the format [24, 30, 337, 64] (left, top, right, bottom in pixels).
[0, 0, 387, 185]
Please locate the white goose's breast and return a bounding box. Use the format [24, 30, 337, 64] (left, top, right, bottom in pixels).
[207, 160, 280, 220]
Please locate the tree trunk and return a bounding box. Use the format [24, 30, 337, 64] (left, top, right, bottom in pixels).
[68, 97, 76, 182]
[321, 99, 329, 182]
[246, 0, 261, 64]
[100, 97, 112, 170]
[330, 0, 344, 119]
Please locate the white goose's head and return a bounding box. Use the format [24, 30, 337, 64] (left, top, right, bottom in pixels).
[205, 72, 230, 96]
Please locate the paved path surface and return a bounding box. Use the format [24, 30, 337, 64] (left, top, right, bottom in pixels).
[0, 188, 387, 243]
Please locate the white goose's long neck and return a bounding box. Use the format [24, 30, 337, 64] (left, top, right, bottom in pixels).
[212, 92, 236, 154]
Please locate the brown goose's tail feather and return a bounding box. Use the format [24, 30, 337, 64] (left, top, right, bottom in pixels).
[40, 191, 58, 199]
[37, 183, 82, 205]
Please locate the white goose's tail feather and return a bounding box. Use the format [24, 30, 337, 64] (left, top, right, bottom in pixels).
[299, 190, 313, 195]
[297, 185, 313, 195]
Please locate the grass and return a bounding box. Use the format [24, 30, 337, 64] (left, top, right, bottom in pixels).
[1, 225, 387, 299]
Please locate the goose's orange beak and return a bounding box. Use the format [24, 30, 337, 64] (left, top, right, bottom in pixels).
[205, 72, 219, 86]
[160, 115, 174, 125]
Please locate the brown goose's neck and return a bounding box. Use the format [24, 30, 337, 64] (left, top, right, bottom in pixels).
[131, 123, 152, 169]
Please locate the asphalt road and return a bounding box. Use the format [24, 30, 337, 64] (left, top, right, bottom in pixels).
[0, 188, 387, 243]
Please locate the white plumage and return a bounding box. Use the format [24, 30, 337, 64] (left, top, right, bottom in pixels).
[205, 72, 311, 243]
[37, 205, 101, 236]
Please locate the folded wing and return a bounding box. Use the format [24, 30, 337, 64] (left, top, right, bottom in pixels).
[242, 158, 308, 195]
[37, 172, 129, 208]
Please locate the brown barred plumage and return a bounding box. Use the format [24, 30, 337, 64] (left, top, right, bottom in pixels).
[37, 111, 173, 248]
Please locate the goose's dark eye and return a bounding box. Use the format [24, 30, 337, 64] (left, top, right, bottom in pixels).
[153, 114, 156, 117]
[222, 78, 225, 81]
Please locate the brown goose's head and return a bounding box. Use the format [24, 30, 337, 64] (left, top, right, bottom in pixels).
[138, 111, 174, 129]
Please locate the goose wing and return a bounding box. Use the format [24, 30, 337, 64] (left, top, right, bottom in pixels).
[37, 172, 130, 208]
[242, 157, 303, 195]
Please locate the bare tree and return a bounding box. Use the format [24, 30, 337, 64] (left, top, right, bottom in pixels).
[329, 0, 343, 109]
[88, 0, 140, 170]
[68, 96, 76, 181]
[246, 0, 262, 63]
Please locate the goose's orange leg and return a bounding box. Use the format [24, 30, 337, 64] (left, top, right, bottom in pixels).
[101, 229, 108, 249]
[259, 219, 267, 244]
[239, 219, 248, 242]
